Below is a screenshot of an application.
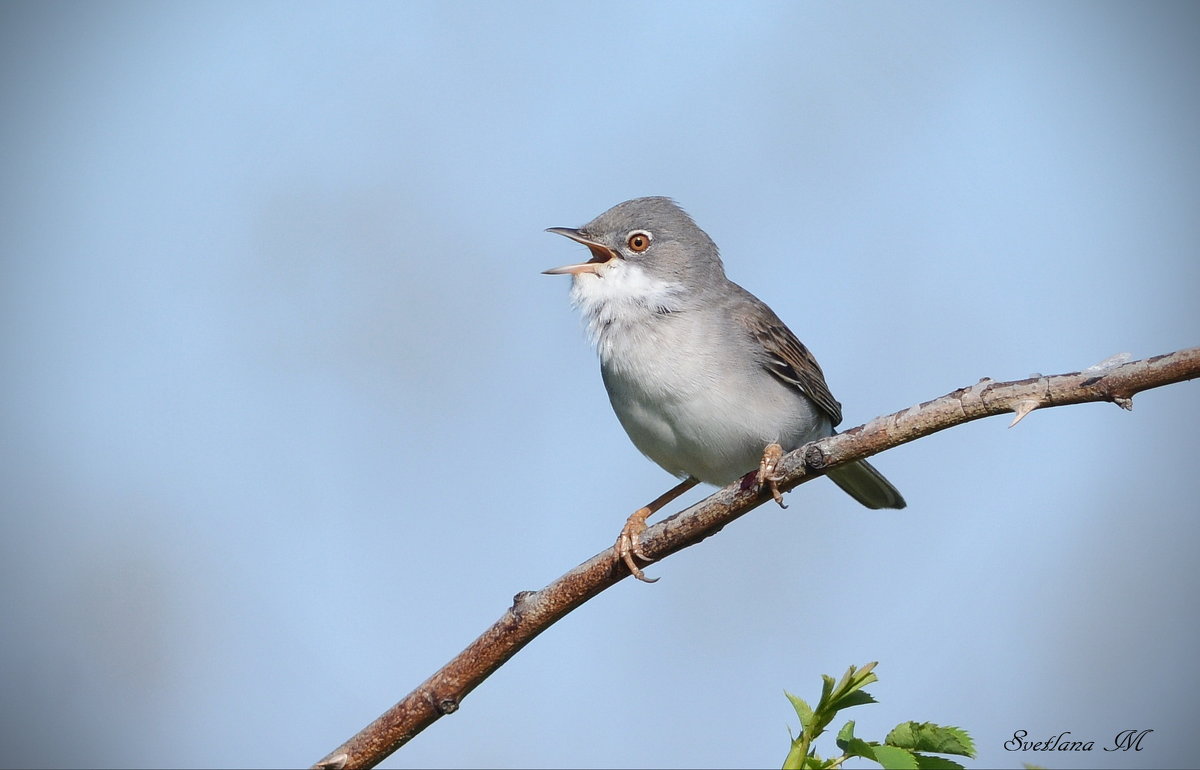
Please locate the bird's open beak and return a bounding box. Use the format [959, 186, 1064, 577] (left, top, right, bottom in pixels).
[542, 228, 620, 275]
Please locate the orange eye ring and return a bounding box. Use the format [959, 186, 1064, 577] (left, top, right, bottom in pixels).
[626, 231, 651, 252]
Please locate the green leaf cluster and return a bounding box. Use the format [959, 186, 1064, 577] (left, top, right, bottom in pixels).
[782, 663, 975, 769]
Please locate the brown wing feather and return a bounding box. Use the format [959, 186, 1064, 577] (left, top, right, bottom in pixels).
[740, 310, 844, 427]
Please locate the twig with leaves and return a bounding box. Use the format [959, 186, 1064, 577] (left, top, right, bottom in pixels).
[783, 662, 975, 769]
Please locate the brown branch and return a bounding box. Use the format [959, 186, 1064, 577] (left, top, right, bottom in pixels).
[313, 347, 1200, 770]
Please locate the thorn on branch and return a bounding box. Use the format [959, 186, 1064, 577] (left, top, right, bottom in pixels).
[1008, 399, 1040, 427]
[1085, 352, 1133, 372]
[315, 754, 349, 770]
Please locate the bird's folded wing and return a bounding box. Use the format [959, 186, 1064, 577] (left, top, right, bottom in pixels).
[740, 312, 844, 427]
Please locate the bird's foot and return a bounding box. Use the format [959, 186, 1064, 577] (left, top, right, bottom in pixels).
[611, 476, 700, 583]
[757, 443, 788, 508]
[615, 507, 658, 583]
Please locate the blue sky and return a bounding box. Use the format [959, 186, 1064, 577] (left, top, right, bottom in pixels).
[2, 2, 1198, 768]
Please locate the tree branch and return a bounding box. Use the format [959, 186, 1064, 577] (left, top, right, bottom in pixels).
[313, 347, 1200, 770]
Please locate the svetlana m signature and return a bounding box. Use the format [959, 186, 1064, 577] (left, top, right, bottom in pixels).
[1005, 729, 1153, 753]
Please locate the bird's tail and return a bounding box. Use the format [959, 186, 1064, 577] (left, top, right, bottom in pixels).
[828, 459, 906, 509]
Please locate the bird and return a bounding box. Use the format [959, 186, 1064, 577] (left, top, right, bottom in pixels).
[544, 197, 904, 581]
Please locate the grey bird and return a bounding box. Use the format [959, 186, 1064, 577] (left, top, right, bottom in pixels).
[544, 197, 905, 581]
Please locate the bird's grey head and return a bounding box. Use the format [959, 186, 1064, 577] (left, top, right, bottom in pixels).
[543, 197, 726, 290]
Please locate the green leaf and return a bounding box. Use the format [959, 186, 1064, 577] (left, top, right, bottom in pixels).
[912, 754, 966, 770]
[818, 673, 836, 707]
[835, 720, 876, 758]
[839, 737, 877, 759]
[885, 722, 975, 758]
[786, 691, 816, 735]
[870, 745, 920, 769]
[832, 690, 878, 709]
[823, 663, 879, 713]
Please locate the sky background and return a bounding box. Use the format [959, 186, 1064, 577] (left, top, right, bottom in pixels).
[2, 2, 1198, 768]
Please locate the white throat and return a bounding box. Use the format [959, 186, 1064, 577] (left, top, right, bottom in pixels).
[569, 261, 684, 361]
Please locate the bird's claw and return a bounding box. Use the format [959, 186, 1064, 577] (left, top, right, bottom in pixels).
[757, 443, 788, 508]
[615, 507, 658, 583]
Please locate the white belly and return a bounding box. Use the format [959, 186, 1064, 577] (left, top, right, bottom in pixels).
[598, 316, 831, 486]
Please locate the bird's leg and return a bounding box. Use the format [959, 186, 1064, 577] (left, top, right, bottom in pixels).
[757, 443, 788, 508]
[616, 476, 700, 583]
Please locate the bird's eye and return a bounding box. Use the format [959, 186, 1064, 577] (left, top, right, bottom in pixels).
[626, 231, 651, 253]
